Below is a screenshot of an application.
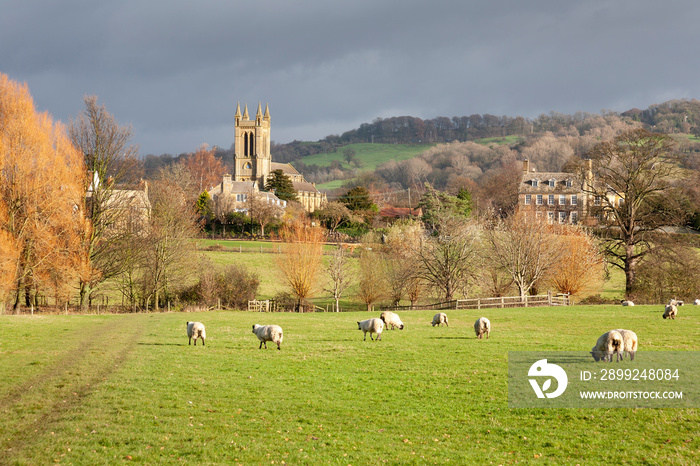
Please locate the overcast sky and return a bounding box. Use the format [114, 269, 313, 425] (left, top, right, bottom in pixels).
[2, 0, 699, 156]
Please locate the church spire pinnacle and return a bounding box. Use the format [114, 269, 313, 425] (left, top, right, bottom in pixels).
[242, 103, 249, 120]
[264, 103, 270, 121]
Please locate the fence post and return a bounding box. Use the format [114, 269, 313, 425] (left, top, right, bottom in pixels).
[548, 291, 552, 305]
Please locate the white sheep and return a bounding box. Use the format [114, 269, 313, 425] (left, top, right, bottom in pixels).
[357, 318, 384, 341]
[621, 300, 634, 306]
[611, 329, 638, 361]
[379, 311, 404, 330]
[591, 330, 624, 362]
[474, 317, 491, 339]
[669, 298, 684, 306]
[186, 321, 206, 346]
[694, 299, 700, 305]
[663, 304, 677, 320]
[252, 324, 284, 350]
[431, 312, 449, 327]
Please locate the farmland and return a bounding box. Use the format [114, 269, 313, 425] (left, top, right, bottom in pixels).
[1, 305, 698, 464]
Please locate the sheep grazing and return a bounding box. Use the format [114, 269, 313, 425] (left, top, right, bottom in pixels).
[252, 324, 284, 350]
[357, 318, 384, 341]
[611, 329, 638, 361]
[663, 304, 677, 320]
[621, 300, 634, 306]
[694, 299, 700, 305]
[474, 317, 491, 339]
[431, 312, 449, 327]
[669, 298, 684, 306]
[186, 321, 206, 346]
[379, 311, 404, 330]
[591, 330, 624, 362]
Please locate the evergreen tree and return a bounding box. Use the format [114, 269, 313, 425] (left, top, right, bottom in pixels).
[340, 186, 376, 211]
[265, 169, 298, 202]
[195, 191, 213, 220]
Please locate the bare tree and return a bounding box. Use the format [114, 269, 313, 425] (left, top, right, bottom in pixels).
[69, 95, 141, 310]
[247, 190, 283, 237]
[548, 225, 604, 299]
[580, 129, 684, 298]
[486, 211, 564, 300]
[413, 213, 479, 301]
[324, 245, 354, 312]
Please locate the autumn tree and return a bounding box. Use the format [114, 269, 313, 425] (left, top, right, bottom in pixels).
[181, 144, 225, 195]
[0, 73, 89, 312]
[485, 211, 564, 300]
[323, 245, 354, 312]
[580, 129, 685, 298]
[381, 219, 424, 306]
[276, 219, 326, 311]
[356, 247, 387, 311]
[547, 225, 604, 299]
[69, 95, 141, 310]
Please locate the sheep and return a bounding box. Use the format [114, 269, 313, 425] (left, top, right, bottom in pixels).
[474, 317, 491, 339]
[379, 311, 404, 330]
[431, 312, 449, 327]
[621, 300, 634, 306]
[694, 299, 700, 305]
[186, 321, 206, 346]
[663, 304, 677, 320]
[611, 329, 638, 361]
[357, 318, 384, 341]
[252, 324, 283, 350]
[591, 330, 624, 362]
[669, 298, 684, 306]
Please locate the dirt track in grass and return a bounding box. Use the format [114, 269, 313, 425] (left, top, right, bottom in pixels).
[0, 315, 146, 463]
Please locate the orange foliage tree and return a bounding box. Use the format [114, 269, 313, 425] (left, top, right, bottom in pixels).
[181, 144, 225, 195]
[0, 73, 89, 313]
[548, 225, 604, 299]
[275, 218, 326, 311]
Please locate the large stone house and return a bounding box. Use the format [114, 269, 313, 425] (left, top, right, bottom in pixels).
[230, 102, 326, 212]
[518, 159, 622, 224]
[86, 172, 151, 235]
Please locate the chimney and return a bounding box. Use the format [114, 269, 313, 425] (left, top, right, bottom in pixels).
[523, 160, 530, 173]
[223, 174, 232, 192]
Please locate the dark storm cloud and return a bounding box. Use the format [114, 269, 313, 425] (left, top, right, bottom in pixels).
[2, 0, 699, 155]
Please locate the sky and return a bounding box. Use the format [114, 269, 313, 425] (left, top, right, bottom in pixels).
[2, 0, 699, 156]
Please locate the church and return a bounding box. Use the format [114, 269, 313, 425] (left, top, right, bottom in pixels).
[228, 102, 326, 212]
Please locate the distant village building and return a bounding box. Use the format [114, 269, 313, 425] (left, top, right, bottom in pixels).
[230, 102, 326, 212]
[86, 172, 151, 235]
[207, 175, 286, 214]
[517, 159, 621, 224]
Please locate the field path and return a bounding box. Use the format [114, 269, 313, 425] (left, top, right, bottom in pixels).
[0, 314, 147, 463]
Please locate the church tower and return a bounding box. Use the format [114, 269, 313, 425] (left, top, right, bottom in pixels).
[233, 102, 271, 189]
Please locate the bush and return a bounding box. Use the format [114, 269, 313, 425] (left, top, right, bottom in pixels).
[179, 263, 260, 310]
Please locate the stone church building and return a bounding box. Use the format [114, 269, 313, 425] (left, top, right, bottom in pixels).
[228, 102, 326, 212]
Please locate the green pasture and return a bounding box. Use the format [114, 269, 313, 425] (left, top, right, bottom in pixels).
[1, 305, 698, 464]
[297, 143, 434, 171]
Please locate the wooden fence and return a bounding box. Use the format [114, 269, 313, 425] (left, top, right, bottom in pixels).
[380, 292, 570, 312]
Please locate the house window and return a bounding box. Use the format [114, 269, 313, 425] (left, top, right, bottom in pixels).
[548, 194, 555, 205]
[558, 211, 566, 223]
[594, 196, 601, 206]
[244, 162, 252, 169]
[536, 194, 543, 205]
[532, 179, 539, 187]
[549, 179, 555, 188]
[524, 195, 531, 205]
[571, 194, 577, 206]
[536, 211, 542, 219]
[547, 212, 555, 222]
[571, 211, 578, 224]
[559, 195, 566, 205]
[566, 179, 573, 188]
[236, 194, 247, 202]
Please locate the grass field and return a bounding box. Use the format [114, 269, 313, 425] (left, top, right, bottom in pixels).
[298, 143, 434, 171]
[1, 305, 698, 464]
